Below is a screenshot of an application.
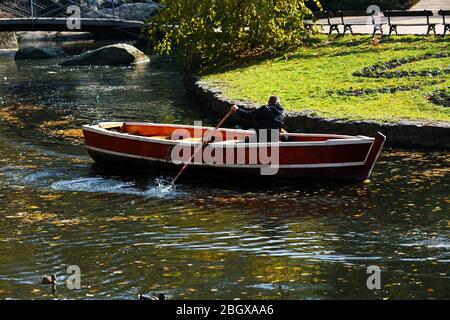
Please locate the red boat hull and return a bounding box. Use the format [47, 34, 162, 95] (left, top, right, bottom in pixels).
[82, 122, 386, 182]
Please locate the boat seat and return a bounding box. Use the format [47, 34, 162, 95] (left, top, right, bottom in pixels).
[220, 139, 244, 144]
[179, 138, 244, 144]
[178, 137, 203, 143]
[149, 137, 244, 144]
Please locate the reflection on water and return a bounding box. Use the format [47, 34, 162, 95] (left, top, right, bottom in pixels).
[0, 42, 449, 300]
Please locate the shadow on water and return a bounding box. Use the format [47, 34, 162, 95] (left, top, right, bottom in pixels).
[86, 161, 364, 192]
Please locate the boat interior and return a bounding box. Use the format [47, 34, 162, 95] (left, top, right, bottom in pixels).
[97, 122, 362, 144]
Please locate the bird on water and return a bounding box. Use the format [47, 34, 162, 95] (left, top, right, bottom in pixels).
[41, 274, 57, 285]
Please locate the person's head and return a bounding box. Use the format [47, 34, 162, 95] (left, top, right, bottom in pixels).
[268, 96, 280, 106]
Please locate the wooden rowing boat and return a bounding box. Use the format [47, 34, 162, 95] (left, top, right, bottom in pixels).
[82, 122, 386, 181]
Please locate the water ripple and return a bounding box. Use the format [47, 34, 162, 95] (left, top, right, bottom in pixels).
[51, 177, 182, 199]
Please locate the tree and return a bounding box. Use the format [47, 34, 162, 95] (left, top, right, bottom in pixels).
[144, 0, 321, 69]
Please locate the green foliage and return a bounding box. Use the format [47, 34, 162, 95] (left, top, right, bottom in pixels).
[144, 0, 321, 69]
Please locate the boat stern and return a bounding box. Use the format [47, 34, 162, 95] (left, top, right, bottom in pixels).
[361, 132, 387, 180]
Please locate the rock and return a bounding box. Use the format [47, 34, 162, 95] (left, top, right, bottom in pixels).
[61, 43, 149, 65]
[0, 32, 18, 49]
[16, 31, 58, 41]
[54, 32, 94, 41]
[14, 46, 64, 60]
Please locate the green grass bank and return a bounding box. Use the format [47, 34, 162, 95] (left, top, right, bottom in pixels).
[203, 35, 449, 123]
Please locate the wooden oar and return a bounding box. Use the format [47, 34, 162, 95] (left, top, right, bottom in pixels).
[172, 106, 238, 184]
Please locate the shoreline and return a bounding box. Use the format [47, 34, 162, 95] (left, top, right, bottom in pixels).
[2, 34, 449, 149]
[185, 74, 450, 149]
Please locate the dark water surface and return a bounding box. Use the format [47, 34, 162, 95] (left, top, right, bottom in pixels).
[0, 43, 449, 300]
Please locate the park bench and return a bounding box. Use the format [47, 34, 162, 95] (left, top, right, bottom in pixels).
[438, 9, 450, 36]
[338, 11, 385, 35]
[315, 11, 374, 36]
[383, 10, 436, 36]
[337, 11, 354, 35]
[324, 11, 340, 35]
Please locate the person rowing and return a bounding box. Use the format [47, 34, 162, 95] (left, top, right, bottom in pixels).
[231, 96, 287, 142]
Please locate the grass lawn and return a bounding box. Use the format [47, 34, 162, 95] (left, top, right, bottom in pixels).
[203, 35, 450, 123]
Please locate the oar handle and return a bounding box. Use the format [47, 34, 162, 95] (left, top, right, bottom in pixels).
[172, 106, 238, 184]
[215, 108, 237, 129]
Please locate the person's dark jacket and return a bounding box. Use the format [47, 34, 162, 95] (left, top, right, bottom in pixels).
[236, 103, 287, 130]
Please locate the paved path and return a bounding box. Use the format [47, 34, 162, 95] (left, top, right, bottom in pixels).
[314, 0, 450, 35]
[411, 0, 450, 10]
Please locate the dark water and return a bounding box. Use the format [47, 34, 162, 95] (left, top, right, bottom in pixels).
[0, 43, 449, 300]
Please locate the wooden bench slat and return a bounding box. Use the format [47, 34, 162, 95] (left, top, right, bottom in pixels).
[391, 23, 436, 26]
[384, 10, 433, 17]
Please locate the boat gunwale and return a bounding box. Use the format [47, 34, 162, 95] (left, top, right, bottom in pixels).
[82, 122, 375, 148]
[85, 145, 367, 169]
